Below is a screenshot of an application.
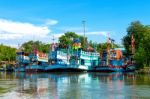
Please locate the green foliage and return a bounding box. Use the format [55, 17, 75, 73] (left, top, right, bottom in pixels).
[0, 44, 16, 62]
[89, 41, 121, 52]
[123, 21, 147, 53]
[59, 32, 79, 47]
[58, 32, 88, 49]
[123, 21, 150, 68]
[136, 30, 150, 68]
[96, 43, 107, 52]
[21, 40, 50, 53]
[0, 41, 50, 62]
[59, 32, 120, 52]
[134, 46, 146, 68]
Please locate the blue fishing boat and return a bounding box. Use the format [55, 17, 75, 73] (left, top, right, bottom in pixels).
[45, 49, 100, 71]
[45, 38, 100, 71]
[15, 46, 48, 72]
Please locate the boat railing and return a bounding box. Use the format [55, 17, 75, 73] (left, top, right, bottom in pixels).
[57, 50, 67, 56]
[56, 49, 100, 60]
[80, 50, 99, 56]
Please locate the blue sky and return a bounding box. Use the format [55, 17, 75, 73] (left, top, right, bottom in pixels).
[0, 0, 150, 47]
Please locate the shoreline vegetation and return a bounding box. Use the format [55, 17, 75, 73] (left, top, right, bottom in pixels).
[136, 67, 150, 74]
[0, 21, 150, 73]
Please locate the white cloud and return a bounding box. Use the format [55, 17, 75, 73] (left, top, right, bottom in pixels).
[58, 26, 83, 31]
[0, 33, 22, 39]
[0, 19, 110, 47]
[45, 19, 58, 26]
[0, 18, 54, 40]
[53, 34, 64, 38]
[77, 31, 109, 37]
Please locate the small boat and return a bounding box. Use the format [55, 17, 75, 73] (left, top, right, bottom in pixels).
[5, 65, 14, 72]
[26, 51, 48, 72]
[90, 35, 136, 72]
[15, 50, 30, 72]
[92, 48, 135, 72]
[124, 63, 136, 72]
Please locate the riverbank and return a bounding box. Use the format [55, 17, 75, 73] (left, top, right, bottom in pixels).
[135, 67, 150, 74]
[0, 61, 15, 72]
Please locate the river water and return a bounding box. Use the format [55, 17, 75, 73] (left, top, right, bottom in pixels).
[0, 72, 150, 99]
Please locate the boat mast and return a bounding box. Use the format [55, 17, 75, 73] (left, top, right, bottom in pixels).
[51, 35, 55, 51]
[82, 20, 86, 50]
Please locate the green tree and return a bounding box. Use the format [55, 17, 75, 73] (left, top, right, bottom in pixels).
[135, 28, 150, 68]
[58, 32, 87, 49]
[123, 21, 150, 68]
[96, 42, 121, 53]
[123, 21, 146, 54]
[21, 40, 50, 53]
[59, 32, 79, 48]
[0, 44, 16, 62]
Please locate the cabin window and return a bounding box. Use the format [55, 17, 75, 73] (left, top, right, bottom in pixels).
[81, 59, 85, 65]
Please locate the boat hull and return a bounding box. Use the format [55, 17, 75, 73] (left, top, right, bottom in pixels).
[26, 65, 45, 72]
[90, 66, 125, 72]
[90, 64, 136, 72]
[15, 67, 26, 72]
[45, 64, 87, 72]
[97, 67, 125, 72]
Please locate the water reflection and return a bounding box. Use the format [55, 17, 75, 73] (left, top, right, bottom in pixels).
[16, 72, 90, 99]
[0, 72, 150, 99]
